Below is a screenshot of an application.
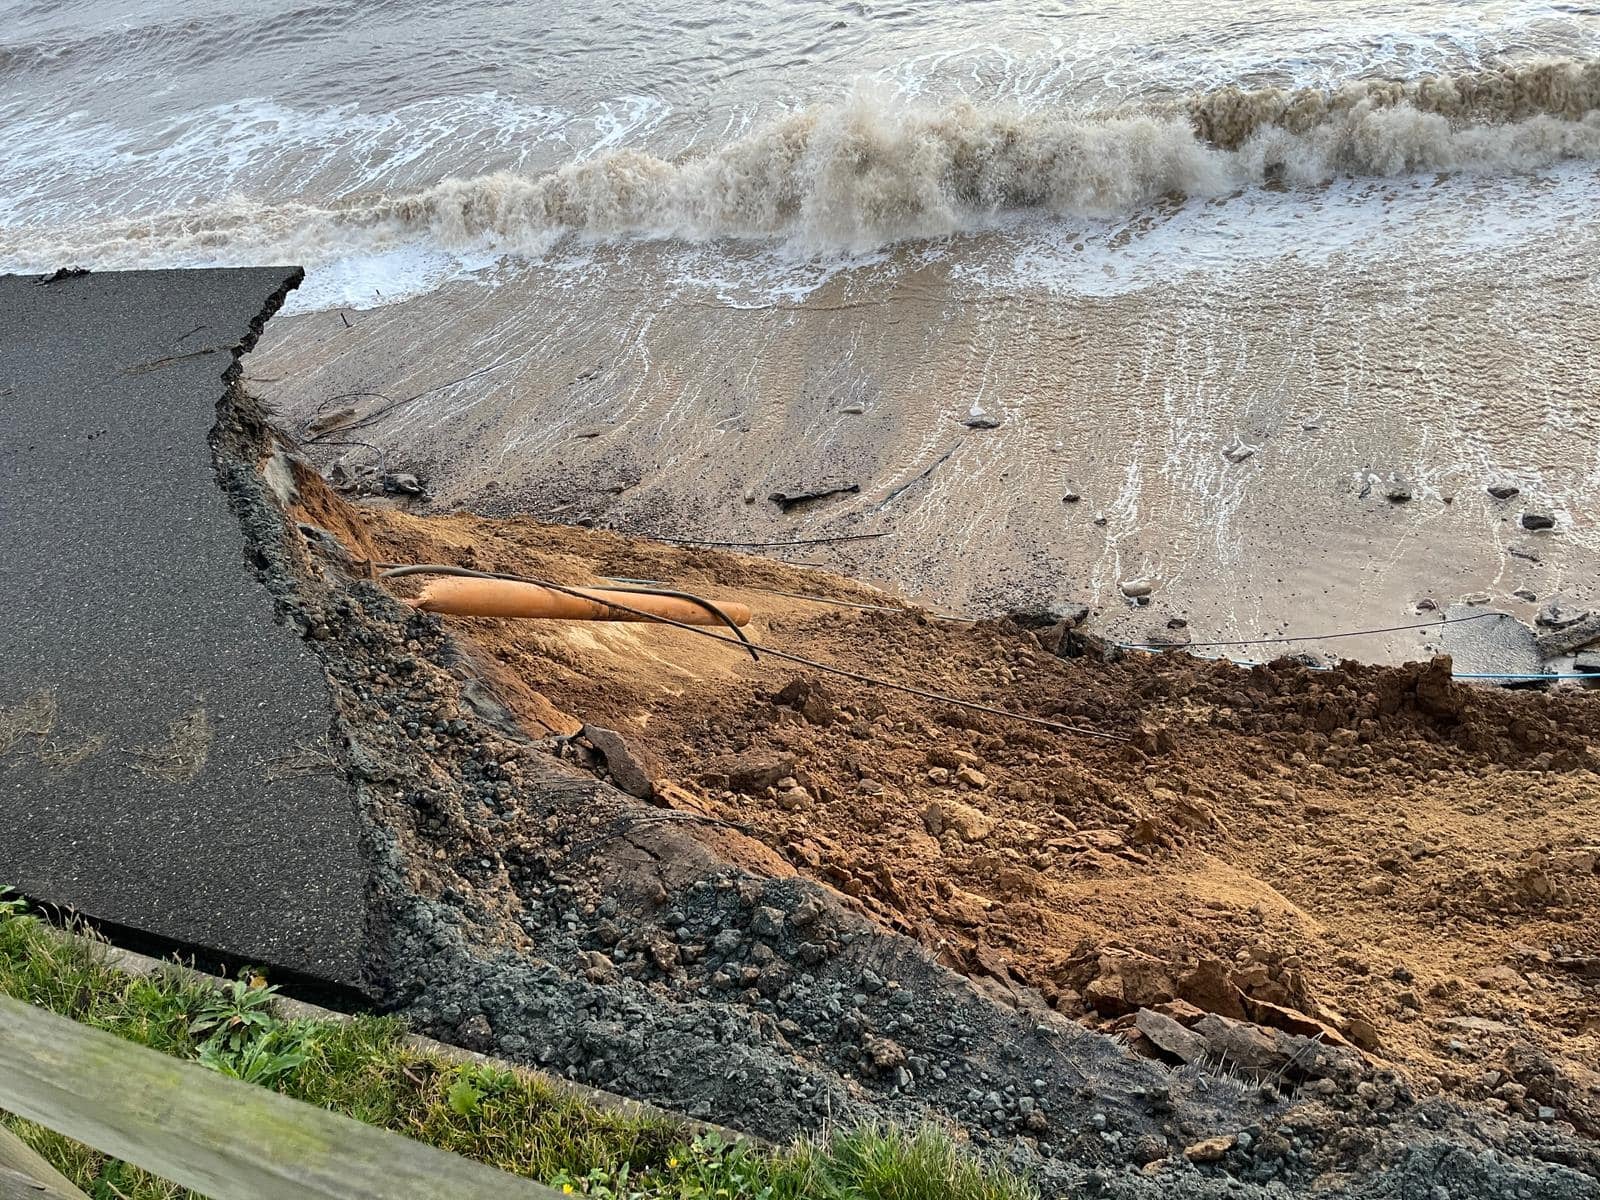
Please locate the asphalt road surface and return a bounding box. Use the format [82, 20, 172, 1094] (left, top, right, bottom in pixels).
[0, 267, 370, 989]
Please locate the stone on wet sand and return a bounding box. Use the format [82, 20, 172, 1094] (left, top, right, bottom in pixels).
[1007, 602, 1089, 631]
[1142, 619, 1191, 648]
[1536, 599, 1591, 630]
[380, 471, 426, 497]
[1536, 612, 1600, 658]
[1222, 438, 1256, 464]
[768, 480, 860, 511]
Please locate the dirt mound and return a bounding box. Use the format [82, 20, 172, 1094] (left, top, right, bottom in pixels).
[339, 503, 1600, 1132]
[242, 440, 1600, 1197]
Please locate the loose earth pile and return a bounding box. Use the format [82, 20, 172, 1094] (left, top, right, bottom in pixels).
[333, 504, 1600, 1128]
[258, 432, 1600, 1197]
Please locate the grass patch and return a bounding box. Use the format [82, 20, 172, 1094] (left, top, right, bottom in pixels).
[0, 894, 1036, 1199]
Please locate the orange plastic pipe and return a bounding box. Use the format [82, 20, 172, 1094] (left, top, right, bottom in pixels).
[410, 576, 751, 626]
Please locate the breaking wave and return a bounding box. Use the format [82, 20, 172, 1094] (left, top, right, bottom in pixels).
[11, 59, 1600, 266]
[384, 58, 1600, 250]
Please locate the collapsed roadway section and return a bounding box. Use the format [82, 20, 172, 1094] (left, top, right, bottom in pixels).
[0, 268, 1596, 1200]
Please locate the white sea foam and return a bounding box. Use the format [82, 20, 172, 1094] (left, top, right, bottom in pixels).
[5, 60, 1599, 309]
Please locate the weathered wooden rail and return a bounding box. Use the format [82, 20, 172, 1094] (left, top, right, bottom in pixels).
[1, 1120, 88, 1200]
[0, 995, 559, 1199]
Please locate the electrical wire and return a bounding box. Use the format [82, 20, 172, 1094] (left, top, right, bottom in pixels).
[378, 563, 1126, 742]
[645, 531, 890, 549]
[378, 563, 760, 661]
[601, 574, 909, 615]
[1122, 645, 1597, 682]
[1117, 611, 1501, 650]
[303, 362, 512, 444]
[601, 575, 978, 624]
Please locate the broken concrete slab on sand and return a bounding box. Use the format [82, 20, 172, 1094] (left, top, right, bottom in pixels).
[1442, 604, 1544, 682]
[0, 267, 372, 989]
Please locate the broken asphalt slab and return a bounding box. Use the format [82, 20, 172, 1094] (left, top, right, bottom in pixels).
[0, 268, 371, 989]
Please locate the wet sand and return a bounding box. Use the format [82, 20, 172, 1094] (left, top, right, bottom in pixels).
[254, 217, 1600, 664]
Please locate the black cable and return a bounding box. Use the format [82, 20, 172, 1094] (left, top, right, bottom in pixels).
[647, 531, 890, 549]
[378, 563, 1125, 742]
[1119, 611, 1501, 650]
[378, 564, 760, 661]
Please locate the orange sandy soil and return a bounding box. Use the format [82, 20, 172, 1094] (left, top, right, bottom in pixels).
[300, 490, 1600, 1122]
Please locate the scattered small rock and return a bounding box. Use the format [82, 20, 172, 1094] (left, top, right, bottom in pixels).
[863, 1034, 907, 1071]
[1386, 481, 1414, 503]
[1120, 579, 1154, 600]
[777, 784, 813, 811]
[776, 678, 838, 725]
[1007, 602, 1089, 630]
[308, 406, 357, 434]
[700, 751, 796, 794]
[922, 798, 994, 841]
[768, 481, 860, 512]
[749, 906, 785, 939]
[380, 471, 427, 497]
[1521, 511, 1556, 531]
[1222, 438, 1256, 464]
[1184, 1135, 1236, 1163]
[963, 410, 1003, 430]
[1536, 600, 1590, 630]
[579, 724, 654, 800]
[1487, 482, 1520, 499]
[578, 949, 620, 985]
